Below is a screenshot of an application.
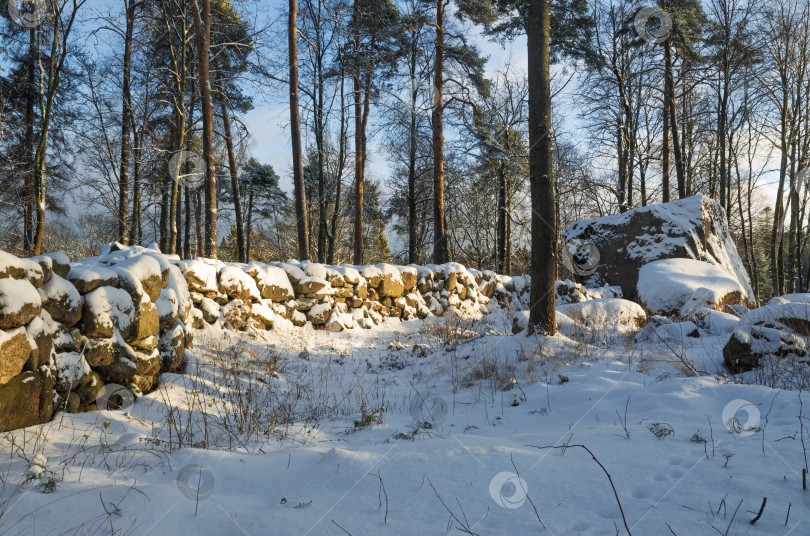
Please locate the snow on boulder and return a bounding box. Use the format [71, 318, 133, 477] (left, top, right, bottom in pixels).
[37, 273, 81, 326]
[184, 259, 218, 294]
[0, 250, 43, 284]
[637, 258, 746, 316]
[335, 265, 361, 285]
[109, 255, 164, 302]
[512, 310, 575, 334]
[557, 298, 646, 329]
[82, 286, 135, 339]
[739, 301, 810, 336]
[166, 264, 192, 322]
[278, 262, 306, 284]
[218, 265, 261, 300]
[563, 195, 754, 303]
[67, 261, 119, 294]
[0, 278, 42, 329]
[308, 302, 332, 325]
[37, 251, 71, 278]
[723, 301, 810, 371]
[156, 288, 179, 328]
[635, 319, 699, 343]
[361, 265, 383, 288]
[0, 328, 31, 385]
[376, 264, 405, 298]
[399, 266, 418, 290]
[697, 310, 740, 336]
[251, 265, 294, 302]
[300, 261, 327, 281]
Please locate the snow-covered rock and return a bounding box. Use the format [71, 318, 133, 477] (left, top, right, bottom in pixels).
[557, 298, 646, 329]
[218, 265, 261, 301]
[637, 258, 747, 316]
[723, 301, 810, 371]
[81, 286, 135, 339]
[37, 274, 81, 326]
[0, 278, 42, 329]
[249, 265, 294, 302]
[563, 195, 754, 303]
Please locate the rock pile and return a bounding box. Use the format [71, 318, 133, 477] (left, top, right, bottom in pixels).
[0, 244, 192, 431]
[181, 260, 522, 333]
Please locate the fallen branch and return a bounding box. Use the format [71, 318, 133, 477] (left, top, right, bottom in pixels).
[750, 497, 766, 524]
[527, 443, 631, 535]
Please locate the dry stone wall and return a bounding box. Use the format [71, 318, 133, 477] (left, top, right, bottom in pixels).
[0, 244, 533, 432]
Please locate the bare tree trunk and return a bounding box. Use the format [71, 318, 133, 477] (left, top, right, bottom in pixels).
[246, 188, 253, 260]
[195, 190, 203, 256]
[220, 99, 245, 262]
[526, 0, 556, 335]
[184, 187, 191, 259]
[132, 126, 142, 245]
[290, 0, 309, 260]
[118, 0, 137, 245]
[662, 80, 670, 203]
[352, 0, 365, 265]
[328, 60, 347, 265]
[497, 162, 506, 272]
[32, 1, 82, 254]
[191, 0, 217, 258]
[431, 0, 448, 264]
[23, 28, 35, 252]
[664, 38, 686, 199]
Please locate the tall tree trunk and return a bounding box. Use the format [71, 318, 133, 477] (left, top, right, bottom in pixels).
[290, 0, 309, 260]
[505, 171, 512, 275]
[315, 16, 327, 263]
[431, 0, 448, 264]
[184, 187, 191, 259]
[32, 2, 80, 254]
[132, 126, 142, 245]
[195, 190, 203, 256]
[526, 0, 556, 335]
[662, 80, 670, 203]
[328, 61, 347, 265]
[246, 188, 253, 260]
[220, 99, 245, 262]
[176, 183, 182, 254]
[497, 162, 506, 272]
[772, 83, 789, 296]
[664, 38, 686, 199]
[191, 0, 217, 258]
[23, 28, 35, 252]
[352, 0, 365, 265]
[119, 0, 136, 245]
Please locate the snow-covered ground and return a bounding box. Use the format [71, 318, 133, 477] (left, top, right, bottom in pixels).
[1, 309, 808, 535]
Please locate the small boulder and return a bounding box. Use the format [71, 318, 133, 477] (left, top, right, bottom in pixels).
[0, 370, 54, 431]
[38, 274, 81, 326]
[67, 262, 119, 294]
[82, 286, 135, 338]
[219, 265, 261, 300]
[0, 328, 32, 385]
[0, 278, 42, 329]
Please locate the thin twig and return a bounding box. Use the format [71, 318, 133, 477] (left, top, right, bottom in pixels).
[527, 443, 631, 535]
